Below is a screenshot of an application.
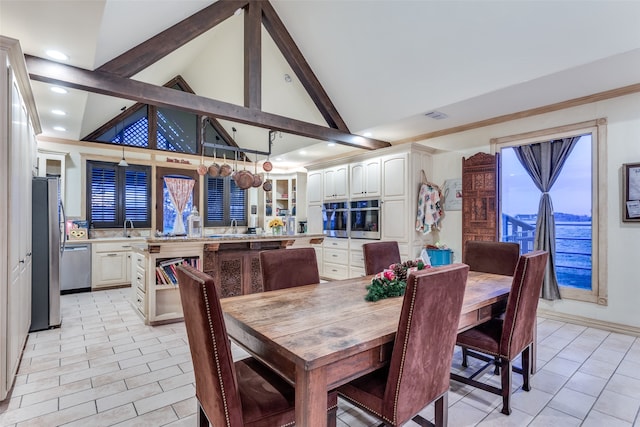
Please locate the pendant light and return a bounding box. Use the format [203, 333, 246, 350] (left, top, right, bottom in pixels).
[117, 110, 128, 167]
[118, 145, 129, 167]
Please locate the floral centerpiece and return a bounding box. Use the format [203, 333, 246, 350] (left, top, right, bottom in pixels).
[365, 259, 429, 302]
[268, 217, 284, 235]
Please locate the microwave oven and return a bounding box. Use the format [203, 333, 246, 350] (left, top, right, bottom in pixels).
[349, 199, 380, 239]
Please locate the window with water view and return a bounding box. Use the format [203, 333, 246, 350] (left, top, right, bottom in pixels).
[500, 134, 592, 291]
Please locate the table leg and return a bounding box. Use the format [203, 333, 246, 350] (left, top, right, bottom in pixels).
[296, 364, 328, 427]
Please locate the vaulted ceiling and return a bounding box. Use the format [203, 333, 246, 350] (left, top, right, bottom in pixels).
[1, 0, 639, 167]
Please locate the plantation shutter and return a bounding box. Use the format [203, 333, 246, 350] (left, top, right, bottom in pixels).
[90, 166, 117, 224]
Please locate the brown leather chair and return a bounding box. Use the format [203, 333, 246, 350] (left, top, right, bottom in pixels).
[451, 250, 548, 415]
[337, 263, 470, 427]
[362, 241, 401, 275]
[463, 240, 520, 276]
[175, 264, 337, 426]
[259, 247, 320, 291]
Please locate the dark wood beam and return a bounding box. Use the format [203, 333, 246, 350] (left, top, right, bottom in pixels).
[26, 55, 390, 150]
[98, 0, 250, 77]
[244, 2, 261, 109]
[261, 1, 350, 133]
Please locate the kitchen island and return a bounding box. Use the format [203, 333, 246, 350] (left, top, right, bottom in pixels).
[130, 233, 324, 325]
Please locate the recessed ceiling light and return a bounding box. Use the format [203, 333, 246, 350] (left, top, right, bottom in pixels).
[53, 126, 66, 132]
[363, 132, 372, 137]
[299, 150, 307, 155]
[50, 86, 68, 94]
[327, 142, 336, 147]
[46, 50, 68, 61]
[275, 157, 283, 161]
[51, 109, 66, 116]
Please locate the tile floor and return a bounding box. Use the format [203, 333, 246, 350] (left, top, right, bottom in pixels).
[1, 288, 639, 427]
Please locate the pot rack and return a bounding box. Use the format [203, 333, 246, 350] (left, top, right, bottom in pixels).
[202, 128, 276, 159]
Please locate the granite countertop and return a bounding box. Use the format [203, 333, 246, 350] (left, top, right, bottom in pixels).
[145, 233, 324, 244]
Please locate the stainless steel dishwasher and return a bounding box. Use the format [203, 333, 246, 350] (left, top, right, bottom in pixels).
[60, 243, 92, 294]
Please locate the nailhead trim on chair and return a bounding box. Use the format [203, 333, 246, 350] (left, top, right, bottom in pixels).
[504, 255, 529, 359]
[388, 278, 419, 425]
[201, 283, 233, 427]
[337, 277, 420, 426]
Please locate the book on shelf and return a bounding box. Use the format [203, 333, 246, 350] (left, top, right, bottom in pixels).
[155, 257, 202, 285]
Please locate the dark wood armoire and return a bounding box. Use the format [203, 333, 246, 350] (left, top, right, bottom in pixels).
[461, 152, 499, 261]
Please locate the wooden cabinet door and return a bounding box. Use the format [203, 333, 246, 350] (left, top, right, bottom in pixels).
[364, 159, 381, 197]
[382, 154, 407, 198]
[462, 152, 499, 252]
[217, 251, 264, 298]
[93, 251, 127, 287]
[307, 171, 323, 204]
[350, 163, 365, 197]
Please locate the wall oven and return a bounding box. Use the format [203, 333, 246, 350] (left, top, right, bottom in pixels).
[322, 201, 349, 238]
[349, 199, 381, 239]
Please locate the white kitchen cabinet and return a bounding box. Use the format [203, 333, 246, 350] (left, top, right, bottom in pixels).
[323, 165, 348, 200]
[1, 36, 40, 400]
[92, 240, 141, 289]
[306, 143, 435, 271]
[37, 149, 67, 204]
[131, 243, 203, 325]
[382, 154, 407, 199]
[381, 199, 410, 242]
[263, 173, 306, 233]
[306, 170, 323, 205]
[350, 159, 380, 198]
[321, 238, 349, 280]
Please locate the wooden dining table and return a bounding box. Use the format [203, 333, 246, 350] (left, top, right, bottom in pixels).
[220, 268, 513, 427]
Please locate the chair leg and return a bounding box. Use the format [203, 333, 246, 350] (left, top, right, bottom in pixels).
[521, 345, 531, 392]
[434, 393, 448, 427]
[197, 401, 209, 427]
[500, 358, 512, 415]
[327, 405, 337, 427]
[461, 347, 469, 367]
[493, 356, 500, 375]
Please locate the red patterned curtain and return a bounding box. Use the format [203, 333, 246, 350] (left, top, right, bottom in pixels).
[164, 177, 195, 235]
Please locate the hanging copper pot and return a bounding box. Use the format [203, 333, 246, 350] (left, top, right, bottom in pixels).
[263, 159, 273, 172]
[208, 161, 220, 177]
[251, 157, 263, 187]
[262, 179, 272, 192]
[208, 148, 220, 177]
[219, 154, 232, 177]
[197, 164, 207, 176]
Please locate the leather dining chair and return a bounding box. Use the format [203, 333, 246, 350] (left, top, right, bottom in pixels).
[463, 240, 520, 276]
[259, 247, 320, 291]
[450, 250, 548, 415]
[461, 240, 521, 371]
[362, 241, 401, 275]
[175, 264, 337, 427]
[338, 263, 470, 427]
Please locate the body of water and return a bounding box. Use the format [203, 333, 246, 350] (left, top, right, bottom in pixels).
[555, 222, 592, 290]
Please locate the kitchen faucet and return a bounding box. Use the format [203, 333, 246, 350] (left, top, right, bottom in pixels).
[123, 219, 134, 237]
[230, 219, 238, 234]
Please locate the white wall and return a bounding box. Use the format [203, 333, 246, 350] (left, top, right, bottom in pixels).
[422, 92, 640, 329]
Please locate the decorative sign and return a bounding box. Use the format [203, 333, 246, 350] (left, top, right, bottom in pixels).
[443, 178, 463, 211]
[166, 158, 191, 164]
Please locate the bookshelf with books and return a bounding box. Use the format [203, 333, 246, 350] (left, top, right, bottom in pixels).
[131, 242, 203, 325]
[155, 256, 202, 289]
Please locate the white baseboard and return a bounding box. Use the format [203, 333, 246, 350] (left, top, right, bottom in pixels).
[537, 309, 640, 337]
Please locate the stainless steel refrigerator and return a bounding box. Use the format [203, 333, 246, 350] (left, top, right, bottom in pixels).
[31, 177, 65, 331]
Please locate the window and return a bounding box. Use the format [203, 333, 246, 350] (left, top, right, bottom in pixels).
[493, 119, 607, 304]
[156, 167, 199, 235]
[204, 176, 247, 227]
[87, 161, 151, 229]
